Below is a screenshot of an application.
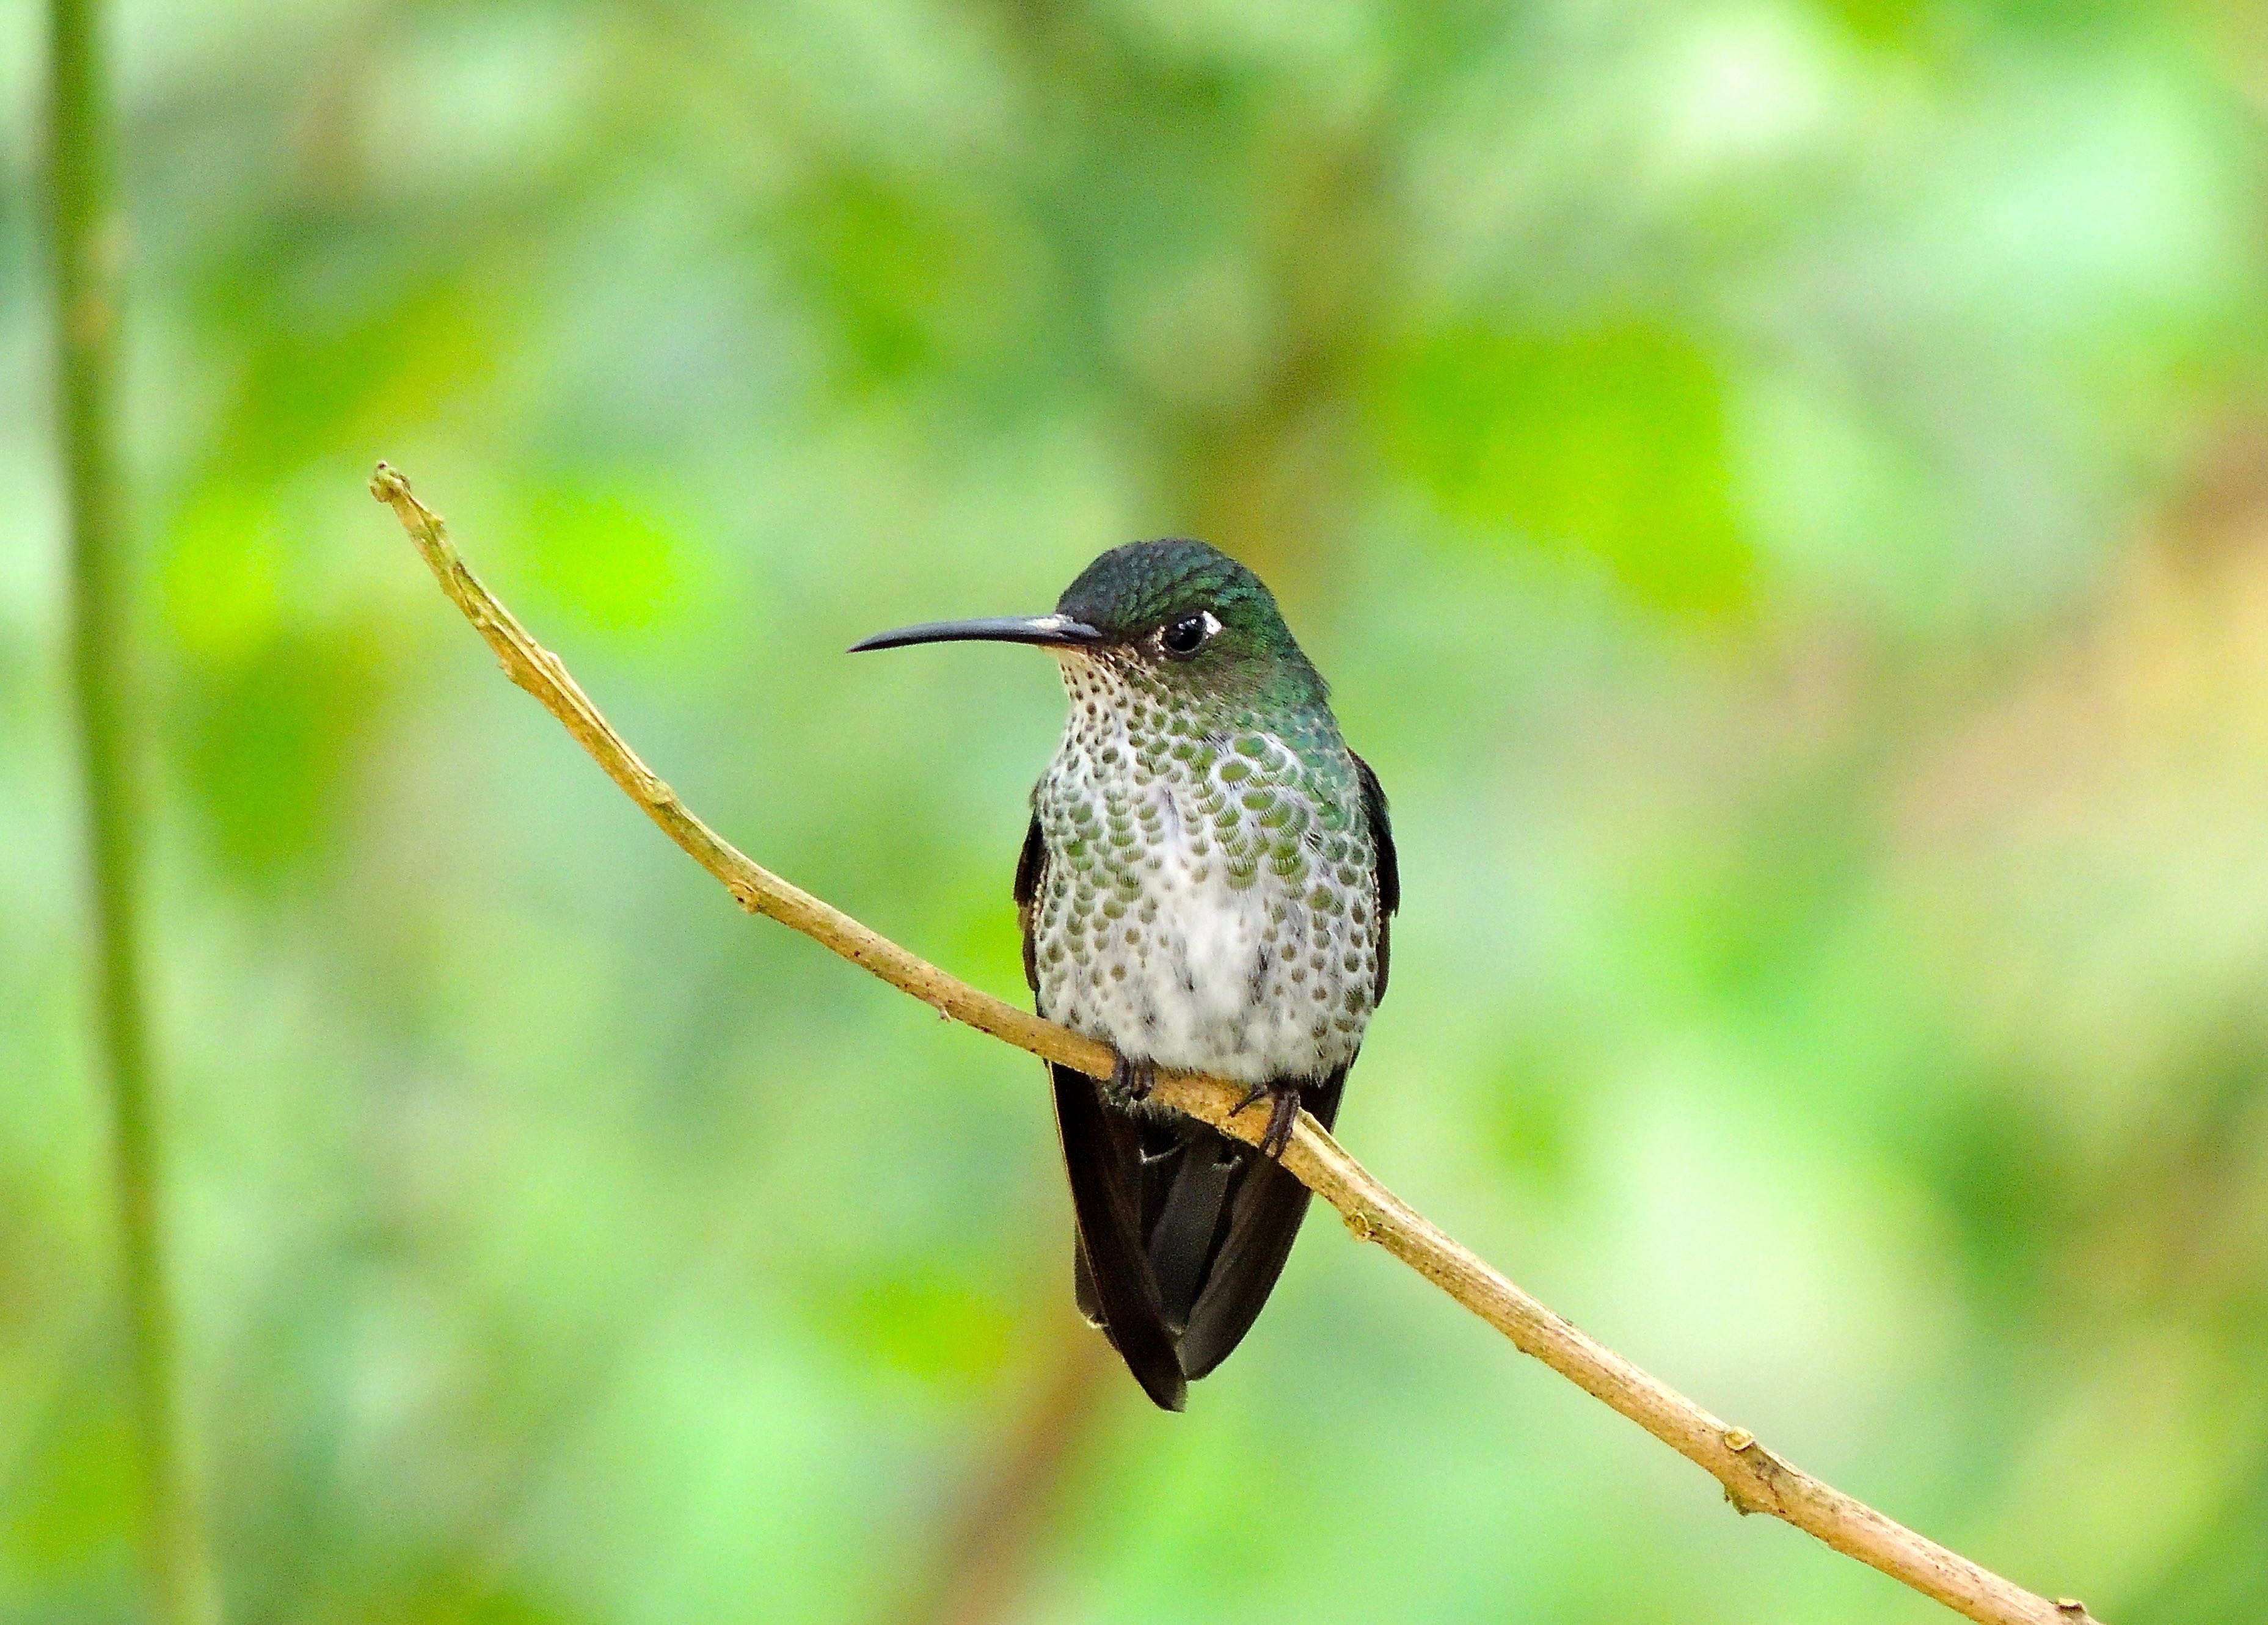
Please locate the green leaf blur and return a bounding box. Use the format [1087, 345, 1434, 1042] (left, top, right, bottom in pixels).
[5, 0, 2267, 1621]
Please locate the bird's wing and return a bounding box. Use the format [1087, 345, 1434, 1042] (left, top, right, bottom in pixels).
[1351, 750, 1398, 1007]
[1018, 809, 1187, 1411]
[1015, 810, 1047, 996]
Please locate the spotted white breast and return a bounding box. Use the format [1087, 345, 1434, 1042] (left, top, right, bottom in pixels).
[1028, 652, 1382, 1085]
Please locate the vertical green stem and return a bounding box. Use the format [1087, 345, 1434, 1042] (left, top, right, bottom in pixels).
[46, 2, 214, 1621]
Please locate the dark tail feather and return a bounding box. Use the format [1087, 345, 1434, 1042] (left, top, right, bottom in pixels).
[1144, 1130, 1237, 1332]
[1072, 1234, 1101, 1327]
[1176, 1069, 1346, 1380]
[1050, 1064, 1186, 1411]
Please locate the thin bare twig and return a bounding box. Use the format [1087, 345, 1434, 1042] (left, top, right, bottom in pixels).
[371, 462, 2104, 1625]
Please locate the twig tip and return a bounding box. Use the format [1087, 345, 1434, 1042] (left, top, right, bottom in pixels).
[370, 460, 409, 504]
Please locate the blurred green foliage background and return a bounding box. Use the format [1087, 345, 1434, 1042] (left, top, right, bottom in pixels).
[8, 1, 2268, 1620]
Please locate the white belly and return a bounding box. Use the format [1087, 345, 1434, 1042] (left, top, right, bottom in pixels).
[1033, 780, 1373, 1085]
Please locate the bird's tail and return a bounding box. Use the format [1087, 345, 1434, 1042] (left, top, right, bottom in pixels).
[1053, 1064, 1346, 1408]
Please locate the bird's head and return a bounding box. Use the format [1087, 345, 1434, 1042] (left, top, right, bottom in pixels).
[850, 539, 1324, 713]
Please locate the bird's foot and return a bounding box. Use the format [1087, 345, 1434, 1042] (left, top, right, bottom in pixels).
[1231, 1081, 1304, 1160]
[1106, 1052, 1158, 1108]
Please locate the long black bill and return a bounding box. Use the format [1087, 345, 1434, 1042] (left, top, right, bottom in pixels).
[847, 614, 1105, 654]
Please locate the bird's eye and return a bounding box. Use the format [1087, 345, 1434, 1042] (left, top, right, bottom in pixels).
[1161, 613, 1216, 657]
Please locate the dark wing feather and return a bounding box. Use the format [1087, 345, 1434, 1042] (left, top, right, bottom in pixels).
[1015, 812, 1047, 994]
[1018, 810, 1187, 1411]
[1351, 750, 1398, 1007]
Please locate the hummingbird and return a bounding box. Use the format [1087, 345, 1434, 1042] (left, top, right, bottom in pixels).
[850, 540, 1396, 1410]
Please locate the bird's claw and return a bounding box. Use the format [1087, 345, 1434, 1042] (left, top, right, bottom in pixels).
[1108, 1052, 1158, 1107]
[1231, 1082, 1304, 1160]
